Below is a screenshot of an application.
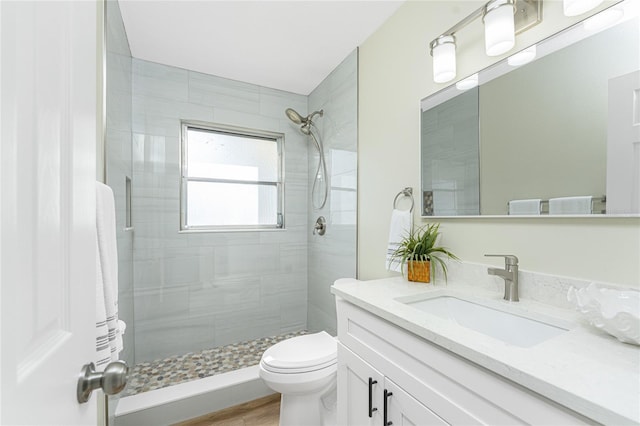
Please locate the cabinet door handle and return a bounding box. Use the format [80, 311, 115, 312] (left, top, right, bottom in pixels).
[383, 389, 393, 426]
[368, 377, 378, 417]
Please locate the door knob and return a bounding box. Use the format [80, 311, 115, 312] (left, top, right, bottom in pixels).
[77, 360, 129, 403]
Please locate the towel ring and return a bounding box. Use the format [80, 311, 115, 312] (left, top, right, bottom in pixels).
[393, 187, 414, 212]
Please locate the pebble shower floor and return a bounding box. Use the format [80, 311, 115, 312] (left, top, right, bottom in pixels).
[122, 331, 307, 396]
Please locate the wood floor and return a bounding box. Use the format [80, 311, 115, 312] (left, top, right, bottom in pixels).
[174, 394, 280, 426]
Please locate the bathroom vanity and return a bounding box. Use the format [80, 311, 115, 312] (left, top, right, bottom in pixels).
[331, 276, 640, 425]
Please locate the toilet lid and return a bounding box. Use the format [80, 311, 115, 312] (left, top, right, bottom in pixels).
[261, 331, 337, 373]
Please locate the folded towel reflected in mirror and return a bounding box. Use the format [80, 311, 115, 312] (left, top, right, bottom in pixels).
[508, 199, 542, 215]
[549, 196, 593, 215]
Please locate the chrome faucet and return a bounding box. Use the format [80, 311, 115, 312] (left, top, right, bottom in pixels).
[485, 254, 519, 302]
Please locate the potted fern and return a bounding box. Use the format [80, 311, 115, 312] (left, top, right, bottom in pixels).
[391, 223, 458, 283]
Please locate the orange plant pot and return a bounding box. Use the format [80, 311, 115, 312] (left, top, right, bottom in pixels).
[407, 260, 431, 283]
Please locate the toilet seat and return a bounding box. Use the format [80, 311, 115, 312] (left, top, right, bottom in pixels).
[261, 331, 337, 374]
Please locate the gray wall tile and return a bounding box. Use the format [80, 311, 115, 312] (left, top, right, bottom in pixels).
[110, 33, 357, 364]
[131, 59, 309, 362]
[306, 50, 358, 335]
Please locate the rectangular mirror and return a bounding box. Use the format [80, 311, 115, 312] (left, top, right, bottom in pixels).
[421, 0, 639, 217]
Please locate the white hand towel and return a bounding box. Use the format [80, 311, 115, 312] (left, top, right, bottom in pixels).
[549, 196, 593, 215]
[96, 182, 123, 365]
[386, 209, 412, 273]
[508, 199, 542, 215]
[95, 239, 112, 370]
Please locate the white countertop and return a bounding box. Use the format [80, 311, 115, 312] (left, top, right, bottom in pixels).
[331, 276, 640, 425]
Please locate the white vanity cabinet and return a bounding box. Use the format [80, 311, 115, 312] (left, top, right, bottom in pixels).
[385, 374, 448, 426]
[338, 342, 447, 426]
[336, 297, 591, 426]
[338, 342, 383, 426]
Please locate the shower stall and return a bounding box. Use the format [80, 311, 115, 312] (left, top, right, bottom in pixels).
[104, 1, 357, 423]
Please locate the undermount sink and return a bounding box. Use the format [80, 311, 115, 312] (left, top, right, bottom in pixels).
[403, 295, 568, 348]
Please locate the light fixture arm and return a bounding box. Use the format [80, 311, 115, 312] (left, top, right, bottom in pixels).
[437, 4, 487, 39]
[431, 0, 516, 45]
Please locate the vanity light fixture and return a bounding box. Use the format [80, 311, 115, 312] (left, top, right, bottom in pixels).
[431, 35, 457, 83]
[483, 0, 517, 56]
[507, 45, 537, 66]
[429, 0, 542, 83]
[563, 0, 604, 17]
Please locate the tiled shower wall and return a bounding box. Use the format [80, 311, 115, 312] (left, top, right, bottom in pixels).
[107, 2, 358, 363]
[421, 87, 479, 216]
[131, 59, 310, 362]
[105, 0, 134, 366]
[307, 50, 358, 335]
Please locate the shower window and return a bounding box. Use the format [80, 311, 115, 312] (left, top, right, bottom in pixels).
[180, 122, 284, 231]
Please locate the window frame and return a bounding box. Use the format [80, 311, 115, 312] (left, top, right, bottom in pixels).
[180, 121, 285, 232]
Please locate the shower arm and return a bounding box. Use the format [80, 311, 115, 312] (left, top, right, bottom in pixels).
[307, 110, 324, 122]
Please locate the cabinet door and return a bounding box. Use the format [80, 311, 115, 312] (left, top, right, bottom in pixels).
[338, 343, 384, 426]
[385, 379, 448, 426]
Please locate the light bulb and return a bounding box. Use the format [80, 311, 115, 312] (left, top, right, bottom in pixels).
[484, 0, 516, 56]
[431, 35, 456, 83]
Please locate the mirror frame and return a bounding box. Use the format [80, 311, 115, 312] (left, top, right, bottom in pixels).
[419, 0, 639, 219]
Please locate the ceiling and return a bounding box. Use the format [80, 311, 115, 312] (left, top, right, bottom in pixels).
[118, 1, 405, 95]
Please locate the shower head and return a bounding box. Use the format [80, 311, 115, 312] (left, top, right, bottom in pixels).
[284, 108, 324, 127]
[285, 108, 305, 125]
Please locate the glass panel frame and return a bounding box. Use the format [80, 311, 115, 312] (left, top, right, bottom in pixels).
[180, 121, 285, 232]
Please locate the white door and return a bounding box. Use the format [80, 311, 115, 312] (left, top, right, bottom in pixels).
[606, 70, 640, 214]
[1, 1, 99, 424]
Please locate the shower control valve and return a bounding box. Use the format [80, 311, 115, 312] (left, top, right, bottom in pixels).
[313, 216, 326, 236]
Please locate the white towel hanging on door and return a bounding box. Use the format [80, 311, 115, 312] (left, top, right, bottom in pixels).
[96, 182, 124, 369]
[95, 239, 111, 369]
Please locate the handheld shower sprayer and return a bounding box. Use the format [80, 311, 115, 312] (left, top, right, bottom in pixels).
[285, 107, 328, 210]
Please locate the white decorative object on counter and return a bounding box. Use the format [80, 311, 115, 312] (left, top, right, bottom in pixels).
[567, 283, 640, 345]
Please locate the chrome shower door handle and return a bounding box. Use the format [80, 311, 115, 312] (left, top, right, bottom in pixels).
[77, 360, 129, 403]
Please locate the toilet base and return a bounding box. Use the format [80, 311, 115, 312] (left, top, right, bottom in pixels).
[278, 381, 337, 426]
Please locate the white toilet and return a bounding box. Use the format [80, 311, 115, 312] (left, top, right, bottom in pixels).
[259, 331, 338, 426]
